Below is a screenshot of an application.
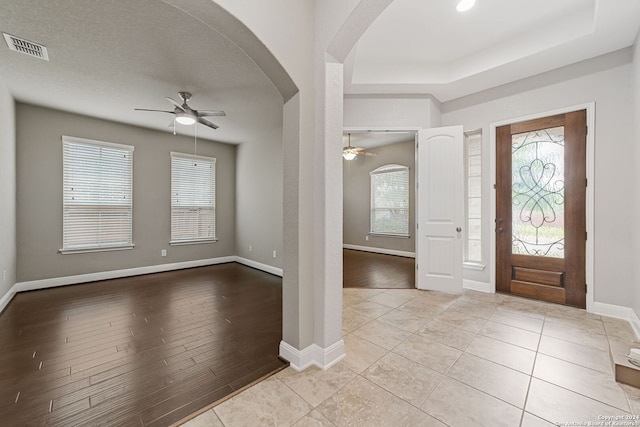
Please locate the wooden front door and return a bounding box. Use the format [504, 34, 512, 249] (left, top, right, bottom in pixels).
[496, 110, 587, 308]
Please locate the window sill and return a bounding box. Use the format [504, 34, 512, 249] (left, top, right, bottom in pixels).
[368, 233, 410, 239]
[59, 245, 134, 255]
[170, 239, 218, 246]
[463, 262, 486, 271]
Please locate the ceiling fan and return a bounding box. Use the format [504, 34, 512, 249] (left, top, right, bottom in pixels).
[135, 91, 226, 130]
[343, 133, 376, 160]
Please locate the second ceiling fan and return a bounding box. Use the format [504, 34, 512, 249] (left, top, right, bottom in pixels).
[135, 91, 226, 130]
[343, 133, 376, 160]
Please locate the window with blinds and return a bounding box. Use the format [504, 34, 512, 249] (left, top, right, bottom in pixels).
[170, 152, 216, 244]
[465, 130, 483, 264]
[61, 136, 134, 253]
[370, 164, 410, 236]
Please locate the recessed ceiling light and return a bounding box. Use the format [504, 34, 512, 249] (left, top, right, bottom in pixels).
[457, 0, 476, 12]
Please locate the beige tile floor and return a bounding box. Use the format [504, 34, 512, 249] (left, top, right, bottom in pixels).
[179, 288, 640, 427]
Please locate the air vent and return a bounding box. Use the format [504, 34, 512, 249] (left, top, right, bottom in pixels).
[3, 33, 49, 61]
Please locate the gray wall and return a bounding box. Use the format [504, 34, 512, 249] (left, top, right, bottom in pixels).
[0, 82, 16, 297]
[16, 103, 236, 282]
[234, 126, 283, 268]
[343, 140, 415, 253]
[441, 50, 635, 307]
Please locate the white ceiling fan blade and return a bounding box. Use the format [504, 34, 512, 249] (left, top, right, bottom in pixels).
[197, 117, 219, 130]
[166, 97, 186, 112]
[197, 110, 226, 117]
[135, 108, 174, 113]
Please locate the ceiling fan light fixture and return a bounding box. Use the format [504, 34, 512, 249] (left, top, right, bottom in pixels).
[456, 0, 475, 12]
[175, 113, 196, 125]
[343, 151, 357, 161]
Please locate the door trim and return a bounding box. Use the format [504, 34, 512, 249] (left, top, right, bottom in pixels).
[343, 126, 421, 288]
[489, 102, 595, 312]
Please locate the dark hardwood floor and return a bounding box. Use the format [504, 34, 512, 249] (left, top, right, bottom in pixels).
[343, 249, 415, 289]
[0, 263, 286, 427]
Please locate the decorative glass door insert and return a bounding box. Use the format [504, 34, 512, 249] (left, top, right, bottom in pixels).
[511, 126, 565, 258]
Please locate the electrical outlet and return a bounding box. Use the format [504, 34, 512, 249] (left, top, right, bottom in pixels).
[249, 245, 252, 252]
[272, 250, 277, 258]
[365, 235, 369, 241]
[161, 249, 167, 257]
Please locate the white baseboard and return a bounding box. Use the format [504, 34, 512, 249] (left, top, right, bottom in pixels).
[0, 283, 18, 314]
[591, 301, 640, 340]
[463, 279, 493, 293]
[343, 244, 415, 258]
[279, 339, 346, 371]
[15, 256, 237, 293]
[234, 256, 283, 277]
[2, 256, 281, 314]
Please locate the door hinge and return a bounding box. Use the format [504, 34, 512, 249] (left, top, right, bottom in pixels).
[416, 223, 419, 230]
[585, 284, 587, 294]
[585, 231, 587, 240]
[416, 264, 418, 271]
[493, 184, 496, 189]
[586, 126, 588, 135]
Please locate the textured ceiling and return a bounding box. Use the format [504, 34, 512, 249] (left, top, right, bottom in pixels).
[0, 0, 283, 144]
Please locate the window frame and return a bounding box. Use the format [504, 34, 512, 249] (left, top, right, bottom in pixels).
[464, 129, 484, 269]
[170, 151, 217, 245]
[369, 164, 410, 238]
[60, 135, 134, 254]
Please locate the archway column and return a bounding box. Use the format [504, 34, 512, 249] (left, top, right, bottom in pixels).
[313, 58, 345, 364]
[280, 59, 346, 370]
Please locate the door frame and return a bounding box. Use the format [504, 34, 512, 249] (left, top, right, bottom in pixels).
[342, 126, 421, 286]
[489, 102, 595, 312]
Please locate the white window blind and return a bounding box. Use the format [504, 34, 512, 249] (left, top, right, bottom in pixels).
[170, 152, 216, 244]
[465, 130, 483, 264]
[61, 136, 134, 253]
[370, 164, 409, 236]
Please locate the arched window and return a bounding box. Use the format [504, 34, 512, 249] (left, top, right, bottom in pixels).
[370, 164, 409, 236]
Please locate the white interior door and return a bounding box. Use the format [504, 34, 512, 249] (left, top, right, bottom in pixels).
[417, 126, 464, 293]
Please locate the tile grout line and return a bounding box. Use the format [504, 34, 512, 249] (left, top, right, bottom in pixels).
[518, 312, 546, 426]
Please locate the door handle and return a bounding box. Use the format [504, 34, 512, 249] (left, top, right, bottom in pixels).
[456, 227, 462, 232]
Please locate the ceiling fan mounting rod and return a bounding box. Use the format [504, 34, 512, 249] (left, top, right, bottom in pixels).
[178, 91, 192, 103]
